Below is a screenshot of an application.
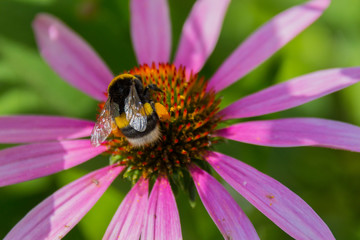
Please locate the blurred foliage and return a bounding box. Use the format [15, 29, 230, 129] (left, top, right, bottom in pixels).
[1, 0, 360, 239]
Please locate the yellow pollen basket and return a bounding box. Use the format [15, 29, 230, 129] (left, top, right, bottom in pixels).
[155, 102, 170, 121]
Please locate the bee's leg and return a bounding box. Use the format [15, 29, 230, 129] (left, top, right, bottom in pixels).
[147, 84, 163, 92]
[111, 119, 125, 137]
[144, 84, 163, 99]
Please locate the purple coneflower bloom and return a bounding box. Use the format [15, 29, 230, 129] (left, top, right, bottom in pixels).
[1, 0, 360, 239]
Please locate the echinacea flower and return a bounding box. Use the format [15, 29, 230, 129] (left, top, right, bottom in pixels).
[1, 0, 360, 239]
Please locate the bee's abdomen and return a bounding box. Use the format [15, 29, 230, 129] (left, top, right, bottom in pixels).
[120, 114, 160, 147]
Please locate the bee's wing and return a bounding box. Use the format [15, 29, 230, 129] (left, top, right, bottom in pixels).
[91, 99, 113, 147]
[124, 82, 147, 132]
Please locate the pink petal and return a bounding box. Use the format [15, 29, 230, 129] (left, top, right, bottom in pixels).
[0, 140, 106, 187]
[142, 177, 182, 240]
[103, 178, 149, 240]
[174, 0, 230, 74]
[220, 67, 360, 119]
[207, 0, 330, 92]
[130, 0, 171, 65]
[206, 151, 335, 240]
[5, 165, 123, 240]
[33, 14, 113, 101]
[190, 166, 259, 240]
[217, 118, 360, 152]
[0, 115, 95, 143]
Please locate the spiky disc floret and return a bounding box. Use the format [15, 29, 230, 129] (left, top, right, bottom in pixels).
[104, 63, 221, 184]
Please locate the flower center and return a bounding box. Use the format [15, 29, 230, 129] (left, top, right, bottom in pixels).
[102, 63, 221, 182]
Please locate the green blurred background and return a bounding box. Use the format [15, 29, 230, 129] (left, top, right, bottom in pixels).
[1, 0, 360, 239]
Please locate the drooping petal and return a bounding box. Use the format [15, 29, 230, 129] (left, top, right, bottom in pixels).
[130, 0, 171, 65]
[0, 115, 95, 143]
[0, 140, 106, 187]
[174, 0, 230, 75]
[190, 166, 259, 240]
[220, 67, 360, 119]
[5, 165, 123, 240]
[206, 152, 335, 240]
[207, 0, 330, 92]
[217, 118, 360, 152]
[103, 178, 149, 240]
[142, 177, 182, 240]
[33, 14, 113, 101]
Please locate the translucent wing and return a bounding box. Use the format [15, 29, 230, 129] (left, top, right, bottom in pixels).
[91, 99, 113, 147]
[124, 82, 147, 132]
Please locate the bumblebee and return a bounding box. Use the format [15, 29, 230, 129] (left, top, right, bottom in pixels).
[91, 74, 169, 147]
